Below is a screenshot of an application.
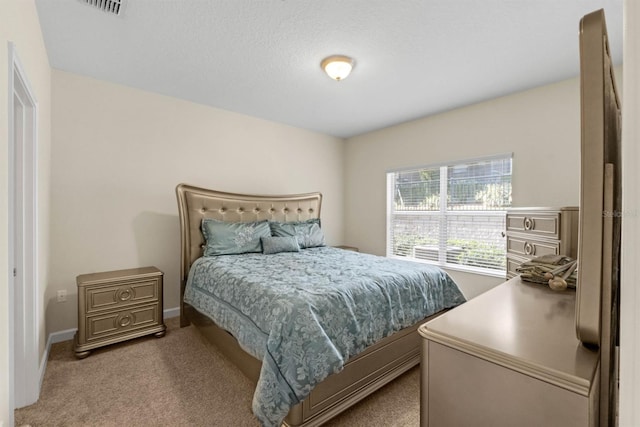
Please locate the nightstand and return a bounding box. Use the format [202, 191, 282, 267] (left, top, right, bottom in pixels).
[73, 266, 166, 359]
[334, 245, 359, 252]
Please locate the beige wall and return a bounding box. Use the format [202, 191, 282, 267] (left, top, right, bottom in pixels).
[48, 70, 345, 333]
[0, 0, 51, 424]
[344, 75, 600, 298]
[49, 67, 623, 327]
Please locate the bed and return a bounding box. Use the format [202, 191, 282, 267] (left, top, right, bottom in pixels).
[176, 183, 465, 426]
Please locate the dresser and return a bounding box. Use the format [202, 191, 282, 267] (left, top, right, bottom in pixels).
[419, 277, 599, 427]
[74, 266, 166, 358]
[505, 207, 579, 279]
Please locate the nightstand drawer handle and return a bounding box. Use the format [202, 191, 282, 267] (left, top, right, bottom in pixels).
[116, 313, 132, 328]
[523, 217, 535, 230]
[524, 242, 535, 255]
[117, 288, 133, 301]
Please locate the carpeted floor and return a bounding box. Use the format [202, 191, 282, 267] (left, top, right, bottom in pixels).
[15, 317, 420, 426]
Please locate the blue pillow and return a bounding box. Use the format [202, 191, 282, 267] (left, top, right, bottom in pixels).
[269, 219, 326, 249]
[261, 236, 300, 255]
[201, 219, 271, 256]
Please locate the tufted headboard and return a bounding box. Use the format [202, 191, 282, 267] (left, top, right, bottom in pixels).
[175, 183, 322, 324]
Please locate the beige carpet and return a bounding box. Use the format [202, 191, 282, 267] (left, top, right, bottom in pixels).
[15, 317, 420, 426]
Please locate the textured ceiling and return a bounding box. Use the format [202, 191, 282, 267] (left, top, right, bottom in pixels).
[35, 0, 623, 138]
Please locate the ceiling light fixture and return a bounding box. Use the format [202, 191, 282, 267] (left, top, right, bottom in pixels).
[321, 55, 354, 81]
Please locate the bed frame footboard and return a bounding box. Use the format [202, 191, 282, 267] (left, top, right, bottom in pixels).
[186, 303, 444, 426]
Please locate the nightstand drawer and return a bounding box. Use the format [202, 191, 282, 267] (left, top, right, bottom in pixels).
[506, 213, 560, 239]
[86, 303, 161, 342]
[506, 236, 560, 258]
[85, 278, 159, 314]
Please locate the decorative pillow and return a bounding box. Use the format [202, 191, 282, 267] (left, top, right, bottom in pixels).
[261, 236, 300, 255]
[201, 218, 271, 256]
[269, 218, 326, 249]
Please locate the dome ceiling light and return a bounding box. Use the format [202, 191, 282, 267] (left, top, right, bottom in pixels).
[321, 55, 355, 81]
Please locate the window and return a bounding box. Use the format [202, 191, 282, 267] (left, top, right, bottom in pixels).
[386, 154, 512, 276]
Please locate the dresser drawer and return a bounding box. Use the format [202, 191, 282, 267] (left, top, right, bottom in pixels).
[84, 278, 160, 314]
[85, 303, 161, 342]
[506, 212, 560, 239]
[506, 236, 560, 258]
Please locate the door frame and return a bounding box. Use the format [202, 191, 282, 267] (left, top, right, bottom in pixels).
[7, 41, 40, 412]
[620, 1, 640, 424]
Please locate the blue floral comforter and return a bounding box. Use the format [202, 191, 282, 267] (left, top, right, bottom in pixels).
[184, 246, 465, 426]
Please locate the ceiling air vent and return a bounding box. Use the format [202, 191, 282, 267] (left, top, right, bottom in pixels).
[81, 0, 123, 15]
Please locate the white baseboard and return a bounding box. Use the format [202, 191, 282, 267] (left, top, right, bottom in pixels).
[49, 327, 77, 345]
[39, 327, 76, 391]
[39, 307, 180, 390]
[163, 306, 180, 319]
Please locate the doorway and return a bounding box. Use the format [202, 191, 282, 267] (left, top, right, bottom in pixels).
[8, 42, 40, 413]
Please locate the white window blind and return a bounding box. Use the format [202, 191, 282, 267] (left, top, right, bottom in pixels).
[386, 155, 512, 275]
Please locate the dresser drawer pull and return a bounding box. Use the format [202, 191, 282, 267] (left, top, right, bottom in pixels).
[524, 242, 535, 255]
[116, 313, 132, 328]
[524, 217, 535, 230]
[116, 288, 133, 302]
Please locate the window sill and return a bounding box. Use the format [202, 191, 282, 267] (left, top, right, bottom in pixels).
[388, 255, 507, 279]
